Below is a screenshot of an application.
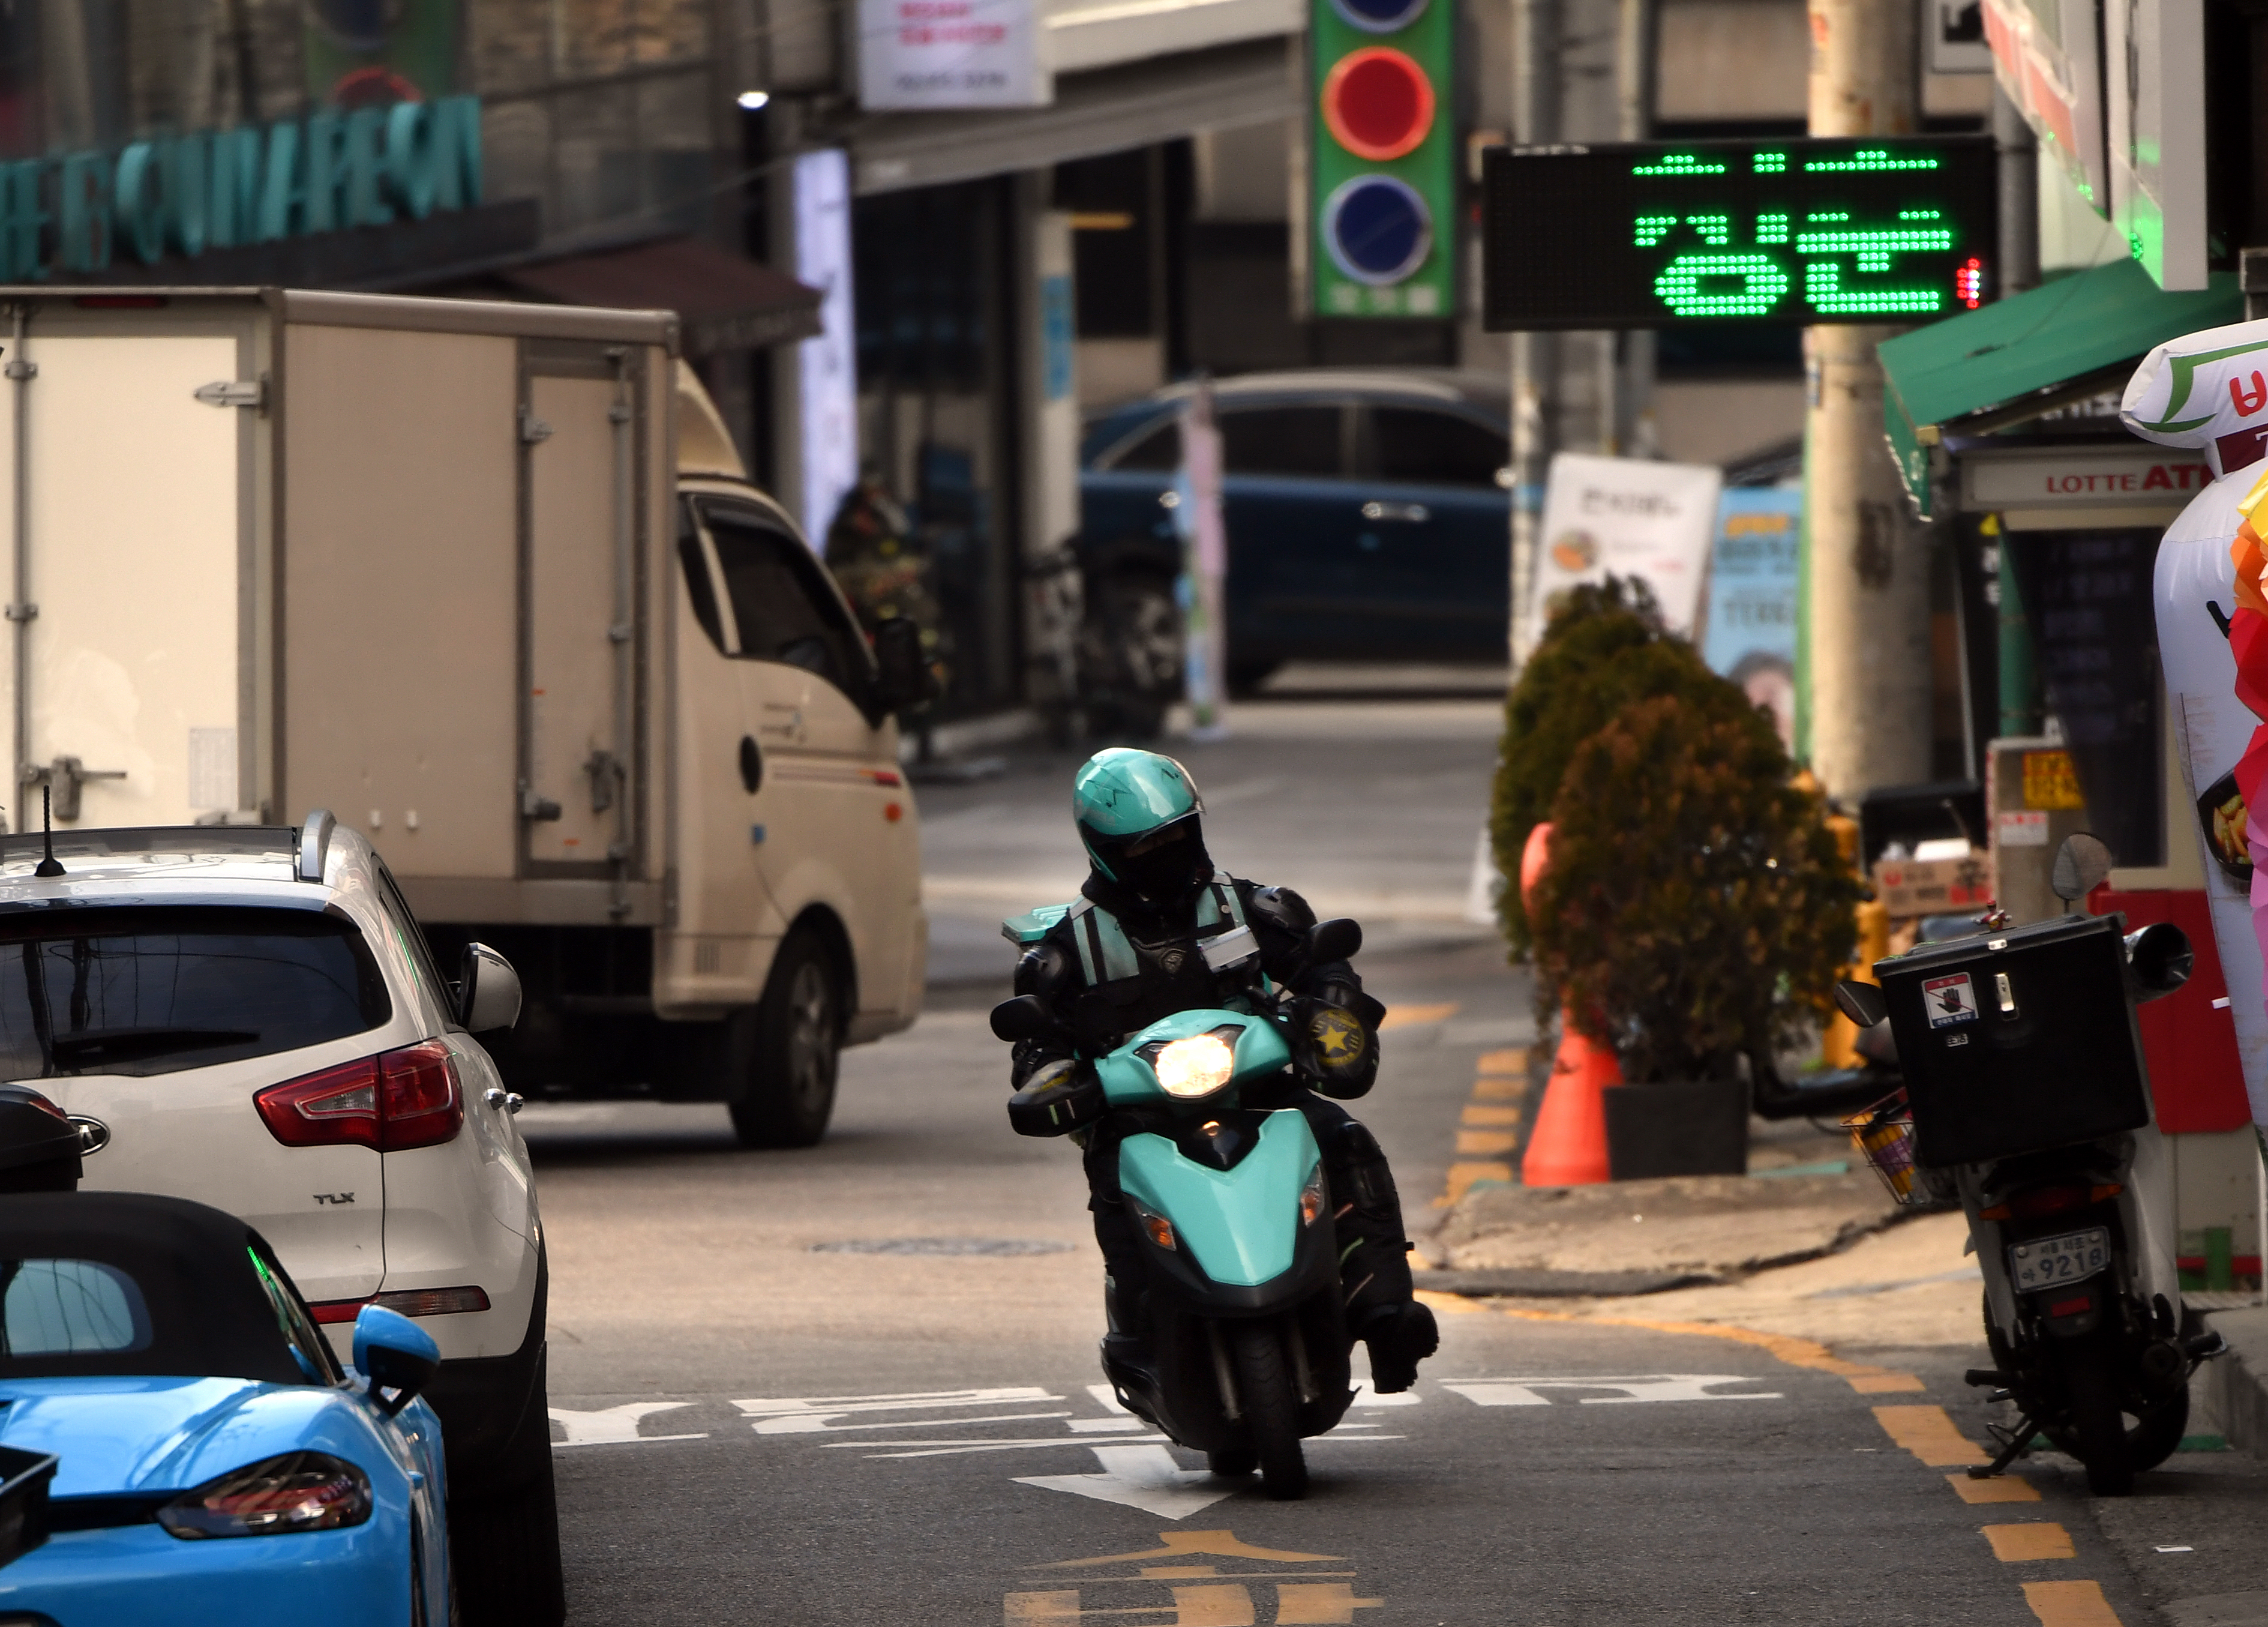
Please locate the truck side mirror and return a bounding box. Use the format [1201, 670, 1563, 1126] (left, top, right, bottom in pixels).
[2051, 832, 2113, 904]
[872, 616, 938, 715]
[458, 942, 523, 1033]
[1833, 979, 1888, 1029]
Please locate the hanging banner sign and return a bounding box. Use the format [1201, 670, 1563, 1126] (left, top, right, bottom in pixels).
[1699, 487, 1801, 749]
[1527, 453, 1723, 649]
[856, 0, 1051, 109]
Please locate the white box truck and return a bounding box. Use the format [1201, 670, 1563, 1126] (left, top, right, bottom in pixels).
[0, 287, 929, 1146]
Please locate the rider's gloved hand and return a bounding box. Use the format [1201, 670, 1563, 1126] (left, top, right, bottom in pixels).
[1294, 998, 1381, 1099]
[1007, 1059, 1106, 1137]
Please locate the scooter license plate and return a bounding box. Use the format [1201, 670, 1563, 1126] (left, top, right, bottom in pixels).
[2008, 1227, 2111, 1293]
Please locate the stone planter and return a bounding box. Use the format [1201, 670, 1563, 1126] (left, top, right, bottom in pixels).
[1602, 1077, 1749, 1180]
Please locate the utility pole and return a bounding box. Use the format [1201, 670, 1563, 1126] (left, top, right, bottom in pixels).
[1613, 0, 1659, 459]
[1507, 0, 1563, 665]
[1800, 0, 1928, 798]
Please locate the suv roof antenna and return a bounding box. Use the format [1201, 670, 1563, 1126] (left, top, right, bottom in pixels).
[33, 784, 61, 877]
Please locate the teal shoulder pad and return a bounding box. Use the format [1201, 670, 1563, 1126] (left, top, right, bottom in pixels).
[1001, 904, 1072, 946]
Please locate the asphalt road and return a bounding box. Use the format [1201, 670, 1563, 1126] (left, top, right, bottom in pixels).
[518, 699, 2240, 1625]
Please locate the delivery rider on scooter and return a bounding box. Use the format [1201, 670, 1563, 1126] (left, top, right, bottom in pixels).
[1002, 747, 1440, 1392]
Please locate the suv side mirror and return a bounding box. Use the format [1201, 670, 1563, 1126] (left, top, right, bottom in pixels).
[458, 942, 522, 1033]
[872, 616, 938, 714]
[353, 1305, 440, 1418]
[1306, 918, 1362, 963]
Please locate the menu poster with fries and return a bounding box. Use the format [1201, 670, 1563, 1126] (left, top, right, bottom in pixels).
[1526, 453, 1723, 653]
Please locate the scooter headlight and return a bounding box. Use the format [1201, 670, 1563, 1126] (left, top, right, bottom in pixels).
[1300, 1162, 1327, 1227]
[1153, 1033, 1235, 1099]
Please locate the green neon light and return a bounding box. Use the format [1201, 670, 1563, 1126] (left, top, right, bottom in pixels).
[1802, 260, 1944, 314]
[1634, 214, 1676, 246]
[1897, 209, 1942, 221]
[1756, 212, 1789, 244]
[1803, 148, 1938, 172]
[1752, 152, 1787, 173]
[1684, 213, 1732, 246]
[1631, 153, 1727, 176]
[1653, 253, 1790, 316]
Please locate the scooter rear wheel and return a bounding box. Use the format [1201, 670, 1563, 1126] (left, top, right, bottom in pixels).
[2066, 1350, 2136, 1497]
[1229, 1323, 1309, 1501]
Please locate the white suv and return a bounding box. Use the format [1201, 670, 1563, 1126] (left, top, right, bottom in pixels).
[0, 814, 559, 1626]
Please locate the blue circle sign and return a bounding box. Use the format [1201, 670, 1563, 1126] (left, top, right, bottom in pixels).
[1322, 175, 1432, 287]
[1330, 0, 1429, 33]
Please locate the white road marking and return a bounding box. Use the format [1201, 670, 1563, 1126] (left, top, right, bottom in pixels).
[1067, 1417, 1150, 1433]
[550, 1402, 709, 1446]
[1015, 1445, 1237, 1519]
[1349, 1384, 1421, 1407]
[1438, 1375, 1784, 1406]
[731, 1386, 1061, 1434]
[838, 1436, 1170, 1458]
[1085, 1383, 1133, 1414]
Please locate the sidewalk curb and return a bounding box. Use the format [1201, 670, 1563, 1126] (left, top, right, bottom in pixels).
[2203, 1305, 2268, 1457]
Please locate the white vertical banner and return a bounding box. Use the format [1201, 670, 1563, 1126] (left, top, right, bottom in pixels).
[1524, 452, 1722, 649]
[856, 0, 1051, 109]
[794, 149, 858, 550]
[2107, 0, 2208, 292]
[1177, 382, 1228, 740]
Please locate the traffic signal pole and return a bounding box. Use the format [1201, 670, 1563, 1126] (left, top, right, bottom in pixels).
[1507, 0, 1562, 664]
[1799, 0, 1928, 797]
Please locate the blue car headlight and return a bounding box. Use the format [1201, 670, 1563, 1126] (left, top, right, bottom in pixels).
[157, 1451, 373, 1539]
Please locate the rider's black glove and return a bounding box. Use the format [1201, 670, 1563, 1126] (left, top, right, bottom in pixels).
[1292, 998, 1381, 1100]
[1007, 1059, 1106, 1137]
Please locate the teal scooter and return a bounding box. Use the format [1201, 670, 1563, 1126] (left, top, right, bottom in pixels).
[991, 919, 1363, 1500]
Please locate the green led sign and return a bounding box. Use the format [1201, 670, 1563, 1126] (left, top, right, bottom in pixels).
[1481, 136, 1997, 331]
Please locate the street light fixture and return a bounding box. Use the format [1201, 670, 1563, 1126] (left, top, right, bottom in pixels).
[737, 89, 770, 110]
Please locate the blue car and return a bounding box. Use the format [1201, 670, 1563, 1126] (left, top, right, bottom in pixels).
[1076, 369, 1512, 714]
[0, 1192, 450, 1625]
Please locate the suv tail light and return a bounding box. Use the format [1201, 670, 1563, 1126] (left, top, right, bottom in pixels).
[255, 1041, 463, 1153]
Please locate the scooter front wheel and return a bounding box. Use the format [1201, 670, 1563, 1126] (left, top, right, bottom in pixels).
[1229, 1322, 1309, 1500]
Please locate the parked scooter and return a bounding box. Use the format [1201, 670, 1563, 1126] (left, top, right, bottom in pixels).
[1836, 834, 2225, 1496]
[989, 919, 1364, 1501]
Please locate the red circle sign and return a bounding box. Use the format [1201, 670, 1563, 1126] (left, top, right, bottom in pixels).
[1321, 47, 1436, 161]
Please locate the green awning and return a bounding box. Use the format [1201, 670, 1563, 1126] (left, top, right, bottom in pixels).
[1878, 258, 2243, 513]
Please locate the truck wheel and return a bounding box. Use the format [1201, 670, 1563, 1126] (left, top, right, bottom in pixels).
[448, 1379, 565, 1627]
[1230, 1322, 1308, 1501]
[730, 929, 841, 1149]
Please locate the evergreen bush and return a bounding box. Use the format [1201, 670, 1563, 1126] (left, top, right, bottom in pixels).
[1528, 691, 1861, 1084]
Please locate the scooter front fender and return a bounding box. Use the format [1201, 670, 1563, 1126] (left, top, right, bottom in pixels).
[1119, 1109, 1331, 1307]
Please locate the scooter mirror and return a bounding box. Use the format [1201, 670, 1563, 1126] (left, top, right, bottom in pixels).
[1833, 979, 1888, 1029]
[2123, 921, 2194, 1002]
[1306, 918, 1362, 963]
[2050, 832, 2114, 903]
[990, 994, 1054, 1042]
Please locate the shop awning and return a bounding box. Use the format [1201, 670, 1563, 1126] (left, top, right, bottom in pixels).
[1878, 258, 2242, 513]
[496, 235, 823, 356]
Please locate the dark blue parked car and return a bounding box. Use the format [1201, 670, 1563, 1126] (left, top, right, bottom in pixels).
[1075, 370, 1511, 723]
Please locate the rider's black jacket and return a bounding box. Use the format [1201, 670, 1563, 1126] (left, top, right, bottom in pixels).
[1007, 867, 1385, 1097]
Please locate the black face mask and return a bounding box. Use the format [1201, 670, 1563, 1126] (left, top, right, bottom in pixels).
[1087, 815, 1210, 904]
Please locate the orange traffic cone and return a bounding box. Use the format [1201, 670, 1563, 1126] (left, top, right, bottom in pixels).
[1521, 1011, 1618, 1186]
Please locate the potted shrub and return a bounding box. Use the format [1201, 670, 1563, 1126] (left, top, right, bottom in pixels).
[1526, 690, 1861, 1177]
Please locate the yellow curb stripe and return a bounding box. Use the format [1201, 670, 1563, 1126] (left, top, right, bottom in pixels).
[1849, 1373, 1926, 1393]
[1477, 1048, 1527, 1074]
[1460, 1104, 1522, 1127]
[1984, 1524, 2074, 1562]
[2022, 1580, 2123, 1626]
[1949, 1472, 2041, 1504]
[1433, 1162, 1513, 1207]
[1456, 1130, 1519, 1155]
[1873, 1405, 1989, 1466]
[1380, 1003, 1459, 1031]
[1490, 1304, 1924, 1392]
[1415, 1289, 1487, 1316]
[1471, 1076, 1522, 1101]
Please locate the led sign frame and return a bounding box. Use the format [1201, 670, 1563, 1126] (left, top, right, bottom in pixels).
[1481, 136, 1999, 330]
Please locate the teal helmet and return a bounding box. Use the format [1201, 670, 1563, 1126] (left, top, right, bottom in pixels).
[1072, 748, 1210, 899]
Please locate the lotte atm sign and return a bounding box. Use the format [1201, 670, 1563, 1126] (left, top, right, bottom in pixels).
[1305, 0, 1455, 318]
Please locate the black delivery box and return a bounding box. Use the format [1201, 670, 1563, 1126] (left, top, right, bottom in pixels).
[1873, 912, 2151, 1169]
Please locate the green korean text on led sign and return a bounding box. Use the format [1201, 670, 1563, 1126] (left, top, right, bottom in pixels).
[1481, 137, 1997, 331]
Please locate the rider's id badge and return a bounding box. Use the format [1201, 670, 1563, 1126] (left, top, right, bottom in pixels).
[1922, 971, 1978, 1028]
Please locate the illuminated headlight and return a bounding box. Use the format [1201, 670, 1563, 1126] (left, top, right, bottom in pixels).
[157, 1452, 373, 1539]
[1300, 1162, 1327, 1227]
[1154, 1033, 1236, 1099]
